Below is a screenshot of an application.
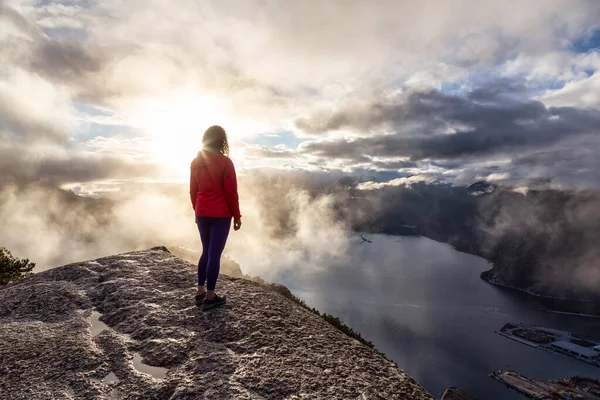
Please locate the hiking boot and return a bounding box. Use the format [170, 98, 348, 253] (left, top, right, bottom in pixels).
[195, 292, 206, 306]
[203, 294, 227, 310]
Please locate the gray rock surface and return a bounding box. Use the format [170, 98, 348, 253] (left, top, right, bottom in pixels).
[0, 247, 432, 400]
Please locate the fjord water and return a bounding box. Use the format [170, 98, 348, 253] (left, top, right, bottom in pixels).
[275, 234, 600, 400]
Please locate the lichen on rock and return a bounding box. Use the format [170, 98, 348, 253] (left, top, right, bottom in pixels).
[0, 247, 432, 399]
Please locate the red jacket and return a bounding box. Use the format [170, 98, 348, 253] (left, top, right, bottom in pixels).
[190, 151, 241, 220]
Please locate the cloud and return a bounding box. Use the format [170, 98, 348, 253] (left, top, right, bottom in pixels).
[30, 38, 103, 85]
[0, 183, 197, 269]
[0, 3, 164, 187]
[0, 2, 44, 40]
[6, 0, 600, 118]
[501, 135, 600, 189]
[299, 87, 600, 163]
[33, 3, 86, 30]
[1, 3, 108, 98]
[357, 175, 438, 190]
[366, 158, 418, 170]
[485, 173, 510, 182]
[243, 146, 297, 159]
[1, 0, 600, 191]
[0, 168, 352, 285]
[540, 72, 600, 109]
[0, 140, 161, 186]
[0, 68, 78, 140]
[476, 183, 600, 297]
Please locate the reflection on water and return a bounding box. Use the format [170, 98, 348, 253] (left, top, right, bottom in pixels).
[132, 353, 168, 379]
[89, 310, 168, 381]
[90, 310, 110, 337]
[275, 234, 600, 400]
[102, 372, 119, 382]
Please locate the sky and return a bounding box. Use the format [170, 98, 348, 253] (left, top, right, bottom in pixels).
[2, 0, 600, 193]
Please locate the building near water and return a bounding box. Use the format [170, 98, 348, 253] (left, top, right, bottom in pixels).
[550, 341, 599, 358]
[497, 322, 600, 367]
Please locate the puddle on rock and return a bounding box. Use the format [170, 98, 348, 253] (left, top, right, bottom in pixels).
[132, 353, 168, 379]
[103, 372, 119, 383]
[90, 310, 110, 337]
[92, 371, 120, 384]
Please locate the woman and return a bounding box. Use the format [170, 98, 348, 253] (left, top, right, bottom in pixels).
[190, 125, 242, 310]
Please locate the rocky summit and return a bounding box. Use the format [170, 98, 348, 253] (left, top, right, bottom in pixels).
[0, 247, 432, 400]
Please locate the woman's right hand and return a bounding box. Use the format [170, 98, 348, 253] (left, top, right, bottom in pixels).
[234, 219, 242, 231]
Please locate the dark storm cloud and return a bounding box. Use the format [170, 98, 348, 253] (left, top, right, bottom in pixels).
[513, 144, 597, 167]
[295, 85, 546, 136]
[429, 160, 472, 170]
[299, 88, 600, 161]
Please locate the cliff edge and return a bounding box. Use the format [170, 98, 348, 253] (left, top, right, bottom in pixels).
[0, 247, 431, 400]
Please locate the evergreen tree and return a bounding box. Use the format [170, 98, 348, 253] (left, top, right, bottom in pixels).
[0, 247, 35, 285]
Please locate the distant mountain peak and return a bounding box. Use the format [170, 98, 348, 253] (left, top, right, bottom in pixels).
[467, 180, 497, 196]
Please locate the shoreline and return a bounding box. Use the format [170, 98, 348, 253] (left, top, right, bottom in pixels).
[542, 310, 600, 318]
[356, 230, 600, 311]
[480, 272, 594, 303]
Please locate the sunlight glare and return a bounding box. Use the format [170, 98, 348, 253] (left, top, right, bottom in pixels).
[138, 90, 244, 178]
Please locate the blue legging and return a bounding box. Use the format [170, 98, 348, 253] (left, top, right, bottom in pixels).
[196, 216, 231, 291]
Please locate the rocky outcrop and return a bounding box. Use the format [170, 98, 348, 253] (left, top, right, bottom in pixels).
[0, 247, 431, 400]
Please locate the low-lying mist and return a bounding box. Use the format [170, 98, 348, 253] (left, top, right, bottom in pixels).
[2, 172, 599, 303]
[0, 170, 351, 281]
[0, 183, 194, 268]
[476, 186, 600, 299]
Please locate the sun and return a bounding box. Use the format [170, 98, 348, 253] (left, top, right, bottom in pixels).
[134, 90, 245, 178]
